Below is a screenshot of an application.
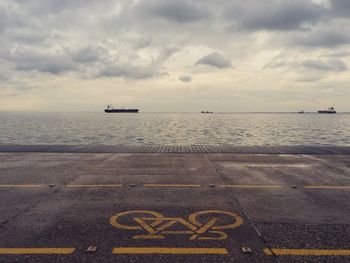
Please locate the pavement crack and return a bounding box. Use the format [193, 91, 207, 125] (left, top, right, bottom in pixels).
[63, 153, 114, 186]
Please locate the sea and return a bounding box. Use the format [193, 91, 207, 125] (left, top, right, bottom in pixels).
[0, 112, 350, 146]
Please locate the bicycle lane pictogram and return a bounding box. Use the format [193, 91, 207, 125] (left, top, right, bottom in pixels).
[110, 210, 243, 241]
[106, 208, 272, 259]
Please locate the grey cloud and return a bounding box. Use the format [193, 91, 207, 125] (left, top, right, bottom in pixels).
[132, 37, 152, 49]
[226, 0, 326, 31]
[154, 71, 170, 77]
[134, 0, 209, 23]
[154, 47, 179, 66]
[263, 52, 289, 69]
[0, 2, 28, 32]
[98, 63, 154, 79]
[302, 59, 348, 72]
[16, 0, 96, 16]
[327, 51, 350, 57]
[330, 0, 350, 17]
[10, 30, 49, 44]
[98, 47, 179, 80]
[0, 71, 10, 82]
[196, 52, 231, 69]
[70, 46, 107, 63]
[293, 30, 350, 47]
[6, 48, 76, 74]
[179, 75, 192, 82]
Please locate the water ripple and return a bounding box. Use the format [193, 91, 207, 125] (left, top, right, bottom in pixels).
[0, 112, 349, 146]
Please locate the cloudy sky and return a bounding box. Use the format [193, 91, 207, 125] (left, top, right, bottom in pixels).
[1, 0, 350, 112]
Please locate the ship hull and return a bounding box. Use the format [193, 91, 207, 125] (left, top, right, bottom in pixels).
[104, 109, 139, 113]
[317, 110, 336, 114]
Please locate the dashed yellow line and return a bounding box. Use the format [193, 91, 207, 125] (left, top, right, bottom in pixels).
[113, 247, 228, 254]
[304, 186, 350, 189]
[0, 185, 46, 188]
[0, 248, 75, 254]
[264, 248, 350, 256]
[225, 185, 282, 188]
[144, 184, 201, 188]
[66, 184, 123, 188]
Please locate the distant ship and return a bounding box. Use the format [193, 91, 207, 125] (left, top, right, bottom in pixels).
[298, 110, 304, 114]
[104, 105, 139, 113]
[318, 107, 336, 114]
[201, 111, 213, 114]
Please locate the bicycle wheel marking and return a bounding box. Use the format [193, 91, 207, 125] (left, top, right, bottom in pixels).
[110, 210, 243, 240]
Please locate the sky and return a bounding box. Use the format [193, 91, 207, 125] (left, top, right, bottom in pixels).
[0, 0, 350, 112]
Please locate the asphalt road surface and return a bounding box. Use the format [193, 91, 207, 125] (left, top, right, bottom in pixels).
[1, 148, 350, 262]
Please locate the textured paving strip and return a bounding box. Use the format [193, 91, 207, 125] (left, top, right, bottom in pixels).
[1, 144, 350, 154]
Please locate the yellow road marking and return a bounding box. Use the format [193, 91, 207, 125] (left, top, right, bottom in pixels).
[0, 185, 46, 188]
[113, 247, 228, 254]
[304, 186, 350, 189]
[0, 248, 75, 254]
[225, 185, 281, 188]
[66, 184, 123, 187]
[144, 184, 201, 187]
[264, 248, 350, 256]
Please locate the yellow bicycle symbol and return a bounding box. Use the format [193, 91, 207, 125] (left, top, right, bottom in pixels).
[110, 210, 243, 240]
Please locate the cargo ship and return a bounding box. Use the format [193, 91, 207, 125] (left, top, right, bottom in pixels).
[104, 105, 139, 113]
[318, 107, 336, 114]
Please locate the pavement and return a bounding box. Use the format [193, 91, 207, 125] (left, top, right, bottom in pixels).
[1, 148, 350, 262]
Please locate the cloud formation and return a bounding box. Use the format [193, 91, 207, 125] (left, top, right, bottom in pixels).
[302, 59, 348, 72]
[135, 0, 210, 23]
[226, 0, 326, 31]
[1, 0, 350, 111]
[195, 52, 231, 69]
[179, 75, 192, 82]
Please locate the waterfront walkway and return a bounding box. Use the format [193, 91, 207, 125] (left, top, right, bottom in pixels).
[0, 145, 350, 262]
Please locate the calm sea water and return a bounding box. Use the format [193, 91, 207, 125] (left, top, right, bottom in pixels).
[0, 112, 350, 146]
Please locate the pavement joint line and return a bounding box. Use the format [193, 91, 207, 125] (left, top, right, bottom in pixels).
[264, 248, 350, 256]
[112, 247, 228, 254]
[143, 184, 201, 187]
[66, 184, 123, 187]
[0, 248, 76, 254]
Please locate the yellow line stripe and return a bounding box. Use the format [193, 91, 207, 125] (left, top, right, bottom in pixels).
[113, 247, 228, 254]
[66, 184, 123, 187]
[305, 186, 350, 189]
[225, 185, 282, 188]
[0, 248, 75, 254]
[264, 248, 350, 256]
[0, 185, 46, 188]
[144, 184, 201, 187]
